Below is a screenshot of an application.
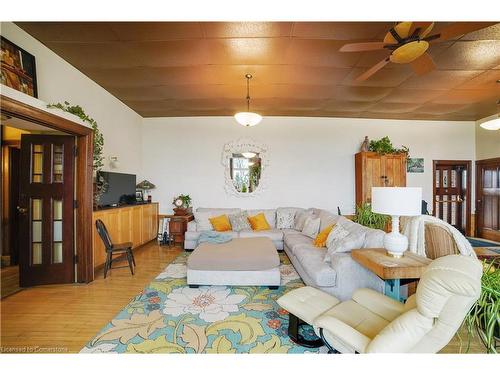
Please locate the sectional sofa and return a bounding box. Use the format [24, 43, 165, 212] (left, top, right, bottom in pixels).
[184, 207, 385, 301]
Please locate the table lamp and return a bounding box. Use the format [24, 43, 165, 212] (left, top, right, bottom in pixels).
[371, 187, 422, 257]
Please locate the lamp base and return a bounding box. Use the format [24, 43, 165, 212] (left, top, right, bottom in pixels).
[383, 216, 408, 258]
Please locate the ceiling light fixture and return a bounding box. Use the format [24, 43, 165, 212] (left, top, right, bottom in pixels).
[234, 74, 262, 127]
[480, 116, 500, 130]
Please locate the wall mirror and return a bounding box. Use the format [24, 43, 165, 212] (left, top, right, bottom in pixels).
[222, 139, 269, 197]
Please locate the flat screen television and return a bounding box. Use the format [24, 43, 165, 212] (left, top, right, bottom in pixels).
[97, 171, 136, 207]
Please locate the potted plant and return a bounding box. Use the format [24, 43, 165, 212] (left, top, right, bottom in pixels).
[353, 203, 389, 230]
[368, 136, 409, 156]
[172, 194, 192, 215]
[463, 260, 499, 353]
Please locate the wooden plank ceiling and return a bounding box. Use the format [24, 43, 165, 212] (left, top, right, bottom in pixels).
[16, 22, 500, 120]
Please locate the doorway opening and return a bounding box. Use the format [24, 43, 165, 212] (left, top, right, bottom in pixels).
[432, 160, 472, 235]
[1, 119, 76, 296]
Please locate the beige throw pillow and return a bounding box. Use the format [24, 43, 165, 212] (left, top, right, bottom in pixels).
[301, 217, 321, 238]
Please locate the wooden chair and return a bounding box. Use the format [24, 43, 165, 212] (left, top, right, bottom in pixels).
[95, 219, 136, 278]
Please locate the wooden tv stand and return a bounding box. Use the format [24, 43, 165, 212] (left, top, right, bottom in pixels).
[92, 202, 158, 270]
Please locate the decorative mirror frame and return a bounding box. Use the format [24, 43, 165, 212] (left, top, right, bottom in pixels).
[221, 138, 270, 197]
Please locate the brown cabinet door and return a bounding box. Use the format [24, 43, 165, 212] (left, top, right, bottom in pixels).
[131, 206, 142, 247]
[383, 154, 407, 188]
[19, 135, 75, 286]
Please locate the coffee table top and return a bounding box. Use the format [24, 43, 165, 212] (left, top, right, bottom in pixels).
[351, 248, 431, 280]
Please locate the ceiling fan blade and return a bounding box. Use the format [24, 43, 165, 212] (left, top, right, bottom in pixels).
[339, 42, 389, 52]
[408, 22, 434, 38]
[355, 58, 390, 82]
[425, 22, 497, 42]
[410, 52, 436, 75]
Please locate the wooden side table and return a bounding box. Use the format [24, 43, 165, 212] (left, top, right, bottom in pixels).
[161, 214, 194, 249]
[351, 248, 431, 302]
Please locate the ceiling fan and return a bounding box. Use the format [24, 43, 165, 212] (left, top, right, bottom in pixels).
[339, 22, 497, 82]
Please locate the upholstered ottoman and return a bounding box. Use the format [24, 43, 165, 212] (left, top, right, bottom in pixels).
[277, 286, 340, 347]
[187, 237, 281, 288]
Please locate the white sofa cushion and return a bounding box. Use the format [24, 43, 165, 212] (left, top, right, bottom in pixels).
[239, 229, 283, 242]
[292, 244, 337, 287]
[325, 221, 367, 263]
[294, 209, 314, 231]
[193, 211, 214, 231]
[247, 209, 276, 228]
[284, 233, 313, 255]
[194, 208, 241, 231]
[318, 210, 341, 232]
[302, 216, 321, 238]
[276, 207, 303, 229]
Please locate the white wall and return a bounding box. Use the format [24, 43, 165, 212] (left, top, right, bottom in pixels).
[475, 115, 500, 161]
[142, 116, 475, 215]
[0, 22, 143, 176]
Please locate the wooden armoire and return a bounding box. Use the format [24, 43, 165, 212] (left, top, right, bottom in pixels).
[355, 152, 407, 205]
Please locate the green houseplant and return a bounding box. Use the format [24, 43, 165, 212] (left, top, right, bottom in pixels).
[354, 203, 389, 230]
[47, 101, 105, 207]
[369, 136, 410, 156]
[463, 260, 499, 353]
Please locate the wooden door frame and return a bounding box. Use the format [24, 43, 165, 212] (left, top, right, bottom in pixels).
[475, 157, 500, 242]
[432, 160, 472, 236]
[1, 95, 94, 283]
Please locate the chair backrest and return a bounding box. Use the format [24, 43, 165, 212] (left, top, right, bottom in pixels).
[424, 223, 460, 259]
[367, 255, 482, 353]
[96, 219, 113, 251]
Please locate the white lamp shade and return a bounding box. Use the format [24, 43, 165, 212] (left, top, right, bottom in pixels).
[480, 118, 500, 130]
[234, 112, 262, 127]
[371, 187, 422, 216]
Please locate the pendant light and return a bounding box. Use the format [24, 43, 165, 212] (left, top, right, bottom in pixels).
[234, 74, 262, 127]
[480, 117, 500, 130]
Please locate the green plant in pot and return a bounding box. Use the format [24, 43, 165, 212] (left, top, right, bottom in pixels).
[368, 136, 409, 156]
[354, 203, 389, 230]
[462, 260, 499, 353]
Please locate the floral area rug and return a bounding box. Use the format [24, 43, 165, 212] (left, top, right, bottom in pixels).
[81, 252, 327, 354]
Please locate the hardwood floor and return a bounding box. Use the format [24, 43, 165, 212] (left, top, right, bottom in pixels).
[0, 241, 181, 353]
[0, 241, 485, 353]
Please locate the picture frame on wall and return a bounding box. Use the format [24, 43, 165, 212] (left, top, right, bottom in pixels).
[407, 158, 424, 173]
[1, 36, 38, 98]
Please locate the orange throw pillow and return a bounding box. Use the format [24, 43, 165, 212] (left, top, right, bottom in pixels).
[313, 224, 335, 247]
[209, 214, 232, 232]
[247, 212, 271, 231]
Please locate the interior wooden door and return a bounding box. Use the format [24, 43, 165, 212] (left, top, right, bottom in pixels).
[433, 160, 471, 235]
[476, 158, 500, 242]
[18, 135, 75, 286]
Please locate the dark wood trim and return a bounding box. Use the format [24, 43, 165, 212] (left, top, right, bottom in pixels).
[1, 94, 94, 283]
[475, 157, 500, 242]
[432, 160, 472, 236]
[1, 140, 21, 147]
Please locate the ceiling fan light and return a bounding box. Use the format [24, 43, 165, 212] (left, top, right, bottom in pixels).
[480, 118, 500, 130]
[234, 112, 262, 127]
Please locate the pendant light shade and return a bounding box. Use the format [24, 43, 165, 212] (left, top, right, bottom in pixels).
[234, 74, 262, 127]
[234, 112, 262, 127]
[479, 117, 500, 130]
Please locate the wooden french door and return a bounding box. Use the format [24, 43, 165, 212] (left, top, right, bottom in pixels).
[18, 135, 75, 287]
[433, 160, 471, 235]
[476, 158, 500, 242]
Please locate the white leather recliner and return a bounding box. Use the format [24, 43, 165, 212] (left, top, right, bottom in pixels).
[279, 255, 482, 353]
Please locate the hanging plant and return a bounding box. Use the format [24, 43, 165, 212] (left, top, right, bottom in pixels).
[47, 101, 105, 206]
[368, 136, 410, 156]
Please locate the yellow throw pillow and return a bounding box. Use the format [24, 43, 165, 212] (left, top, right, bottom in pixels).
[248, 212, 271, 231]
[209, 214, 232, 232]
[313, 224, 335, 247]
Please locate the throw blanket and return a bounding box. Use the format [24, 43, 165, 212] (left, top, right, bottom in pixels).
[402, 215, 476, 258]
[197, 230, 233, 245]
